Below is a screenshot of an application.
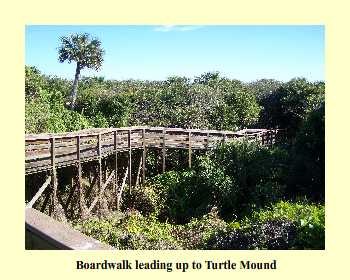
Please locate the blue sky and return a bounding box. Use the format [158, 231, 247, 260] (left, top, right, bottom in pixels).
[25, 25, 324, 82]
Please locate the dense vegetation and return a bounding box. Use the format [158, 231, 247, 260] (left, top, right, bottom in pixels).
[25, 65, 325, 249]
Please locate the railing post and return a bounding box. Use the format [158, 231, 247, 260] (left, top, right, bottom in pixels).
[97, 133, 102, 210]
[188, 130, 192, 168]
[222, 132, 227, 143]
[114, 130, 118, 195]
[142, 128, 146, 184]
[162, 128, 166, 173]
[206, 132, 210, 149]
[76, 135, 86, 218]
[50, 137, 57, 216]
[128, 129, 132, 193]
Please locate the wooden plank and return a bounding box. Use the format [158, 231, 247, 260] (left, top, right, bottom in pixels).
[26, 176, 51, 208]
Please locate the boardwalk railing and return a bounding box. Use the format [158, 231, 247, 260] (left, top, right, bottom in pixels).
[25, 126, 285, 223]
[25, 126, 284, 175]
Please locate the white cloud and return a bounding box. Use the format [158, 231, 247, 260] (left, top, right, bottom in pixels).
[153, 25, 176, 32]
[153, 25, 202, 32]
[178, 25, 202, 31]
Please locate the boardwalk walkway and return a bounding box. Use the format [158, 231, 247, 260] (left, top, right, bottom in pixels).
[25, 126, 282, 175]
[25, 126, 284, 222]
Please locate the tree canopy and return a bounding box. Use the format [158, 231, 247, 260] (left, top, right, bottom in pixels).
[58, 33, 104, 109]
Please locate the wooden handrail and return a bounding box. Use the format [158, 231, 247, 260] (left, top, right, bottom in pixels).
[25, 126, 284, 174]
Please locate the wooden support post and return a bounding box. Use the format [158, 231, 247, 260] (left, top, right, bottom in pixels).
[128, 130, 132, 193]
[135, 155, 143, 186]
[97, 133, 102, 208]
[206, 132, 210, 149]
[117, 167, 129, 211]
[76, 135, 85, 218]
[86, 172, 97, 200]
[65, 177, 77, 212]
[222, 132, 227, 143]
[103, 158, 108, 182]
[142, 128, 146, 185]
[114, 130, 118, 194]
[188, 131, 192, 168]
[50, 137, 57, 216]
[88, 170, 115, 213]
[162, 128, 166, 173]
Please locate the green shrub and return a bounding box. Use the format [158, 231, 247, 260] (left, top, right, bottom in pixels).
[179, 207, 228, 249]
[121, 212, 180, 249]
[73, 212, 125, 248]
[25, 90, 91, 133]
[288, 104, 325, 201]
[205, 201, 324, 250]
[205, 219, 297, 250]
[122, 184, 163, 216]
[199, 140, 289, 217]
[247, 201, 325, 249]
[74, 211, 181, 249]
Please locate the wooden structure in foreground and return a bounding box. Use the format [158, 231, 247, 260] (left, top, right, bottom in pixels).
[25, 126, 284, 219]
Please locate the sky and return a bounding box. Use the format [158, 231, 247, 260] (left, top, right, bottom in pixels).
[25, 25, 324, 82]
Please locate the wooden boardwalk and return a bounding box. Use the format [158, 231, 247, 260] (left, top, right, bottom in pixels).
[25, 126, 284, 219]
[25, 126, 282, 175]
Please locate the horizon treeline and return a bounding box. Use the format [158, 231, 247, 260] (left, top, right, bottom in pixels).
[25, 65, 324, 137]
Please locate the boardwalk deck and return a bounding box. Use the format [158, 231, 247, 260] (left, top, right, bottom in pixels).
[25, 126, 282, 175]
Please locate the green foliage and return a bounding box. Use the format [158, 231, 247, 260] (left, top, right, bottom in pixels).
[150, 170, 196, 223]
[142, 140, 289, 223]
[25, 66, 47, 97]
[25, 66, 325, 250]
[58, 33, 105, 109]
[74, 201, 324, 250]
[206, 140, 289, 216]
[74, 211, 181, 250]
[259, 78, 325, 135]
[25, 90, 91, 133]
[122, 184, 163, 217]
[73, 212, 125, 248]
[178, 207, 228, 249]
[288, 103, 325, 200]
[246, 201, 325, 249]
[58, 33, 104, 70]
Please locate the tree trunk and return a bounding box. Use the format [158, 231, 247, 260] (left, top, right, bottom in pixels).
[70, 63, 81, 110]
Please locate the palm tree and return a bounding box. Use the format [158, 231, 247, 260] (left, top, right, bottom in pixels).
[58, 33, 104, 109]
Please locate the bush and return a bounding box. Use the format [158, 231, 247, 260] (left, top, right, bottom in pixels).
[288, 104, 325, 201]
[205, 219, 297, 250]
[74, 211, 181, 249]
[122, 184, 163, 217]
[178, 207, 228, 249]
[205, 201, 324, 250]
[25, 90, 91, 133]
[247, 201, 325, 249]
[200, 140, 289, 217]
[73, 212, 125, 248]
